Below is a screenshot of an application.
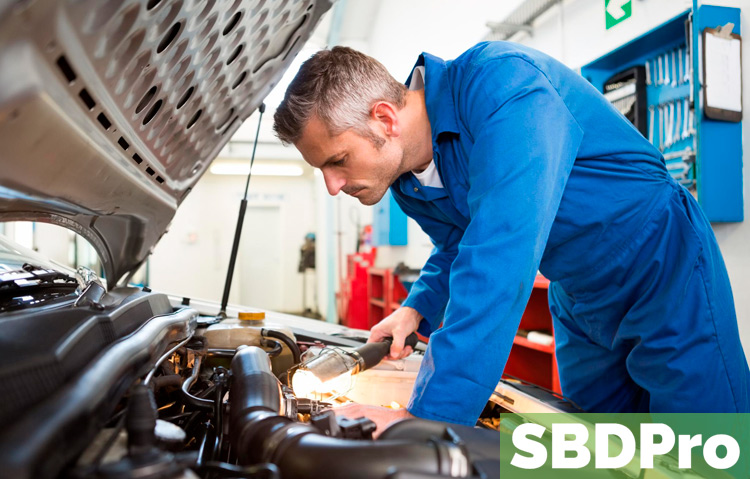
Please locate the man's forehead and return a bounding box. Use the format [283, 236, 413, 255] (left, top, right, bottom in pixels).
[296, 117, 343, 167]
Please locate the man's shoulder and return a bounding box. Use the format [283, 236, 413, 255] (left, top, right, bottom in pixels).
[453, 41, 539, 67]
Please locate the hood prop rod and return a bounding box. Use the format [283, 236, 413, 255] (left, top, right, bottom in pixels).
[218, 103, 265, 319]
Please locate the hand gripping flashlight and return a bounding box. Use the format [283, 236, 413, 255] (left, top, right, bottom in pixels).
[292, 333, 419, 399]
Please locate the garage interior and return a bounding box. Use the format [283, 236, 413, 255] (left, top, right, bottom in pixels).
[4, 0, 748, 369]
[1, 0, 749, 477]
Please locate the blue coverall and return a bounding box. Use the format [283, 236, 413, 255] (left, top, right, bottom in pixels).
[393, 42, 750, 426]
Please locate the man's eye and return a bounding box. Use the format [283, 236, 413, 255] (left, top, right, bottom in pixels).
[332, 157, 346, 166]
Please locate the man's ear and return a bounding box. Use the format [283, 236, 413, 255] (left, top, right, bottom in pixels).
[371, 101, 401, 138]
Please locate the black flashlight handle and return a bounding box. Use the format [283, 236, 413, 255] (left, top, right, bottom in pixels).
[357, 333, 419, 371]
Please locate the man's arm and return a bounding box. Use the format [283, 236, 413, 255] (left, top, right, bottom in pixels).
[408, 54, 584, 425]
[369, 198, 464, 357]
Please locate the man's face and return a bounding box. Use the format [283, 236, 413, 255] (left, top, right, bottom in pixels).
[295, 116, 405, 206]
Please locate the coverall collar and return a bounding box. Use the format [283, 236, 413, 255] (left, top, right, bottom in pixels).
[406, 52, 460, 138]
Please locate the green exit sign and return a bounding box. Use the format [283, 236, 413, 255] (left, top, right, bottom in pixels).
[605, 0, 632, 29]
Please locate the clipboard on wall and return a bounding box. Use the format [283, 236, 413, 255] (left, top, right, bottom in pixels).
[702, 24, 742, 122]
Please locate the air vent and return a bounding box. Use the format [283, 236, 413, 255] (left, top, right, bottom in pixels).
[77, 89, 95, 110]
[186, 109, 202, 129]
[53, 48, 167, 188]
[226, 44, 243, 65]
[136, 86, 157, 114]
[51, 0, 329, 187]
[223, 11, 242, 36]
[157, 22, 181, 54]
[56, 55, 76, 82]
[97, 113, 111, 130]
[231, 71, 247, 89]
[176, 86, 194, 109]
[143, 99, 163, 125]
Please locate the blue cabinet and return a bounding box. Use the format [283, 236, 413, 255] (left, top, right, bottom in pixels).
[372, 189, 408, 246]
[581, 5, 743, 222]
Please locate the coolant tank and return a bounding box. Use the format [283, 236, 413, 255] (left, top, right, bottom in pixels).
[204, 312, 297, 373]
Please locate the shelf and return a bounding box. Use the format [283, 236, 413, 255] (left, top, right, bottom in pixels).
[370, 298, 385, 308]
[513, 335, 554, 354]
[504, 273, 561, 394]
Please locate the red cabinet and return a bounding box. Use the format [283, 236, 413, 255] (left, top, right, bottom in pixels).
[503, 275, 560, 394]
[366, 268, 409, 328]
[337, 251, 376, 330]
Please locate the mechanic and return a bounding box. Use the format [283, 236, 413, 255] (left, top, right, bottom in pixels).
[272, 43, 750, 429]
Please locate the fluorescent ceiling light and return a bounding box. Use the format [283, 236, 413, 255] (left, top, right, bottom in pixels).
[210, 163, 304, 177]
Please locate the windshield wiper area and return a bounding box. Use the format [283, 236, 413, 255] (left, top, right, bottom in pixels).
[0, 263, 78, 312]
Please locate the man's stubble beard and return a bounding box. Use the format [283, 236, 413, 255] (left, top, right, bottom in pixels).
[361, 144, 408, 206]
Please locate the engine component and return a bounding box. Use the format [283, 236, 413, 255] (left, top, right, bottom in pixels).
[203, 316, 298, 374]
[229, 346, 473, 479]
[0, 306, 198, 479]
[0, 289, 173, 428]
[310, 410, 377, 440]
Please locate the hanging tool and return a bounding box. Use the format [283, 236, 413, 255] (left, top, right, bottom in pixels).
[648, 106, 655, 144]
[657, 55, 664, 85]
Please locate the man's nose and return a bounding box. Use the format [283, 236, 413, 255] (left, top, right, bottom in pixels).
[323, 170, 346, 196]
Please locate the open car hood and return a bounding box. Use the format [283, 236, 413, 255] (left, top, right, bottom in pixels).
[0, 0, 332, 285]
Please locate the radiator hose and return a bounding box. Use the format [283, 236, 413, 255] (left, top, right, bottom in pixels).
[229, 346, 472, 479]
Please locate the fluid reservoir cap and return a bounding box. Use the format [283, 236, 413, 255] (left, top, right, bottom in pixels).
[239, 311, 265, 321]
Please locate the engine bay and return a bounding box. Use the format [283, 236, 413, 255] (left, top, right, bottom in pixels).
[0, 288, 501, 479]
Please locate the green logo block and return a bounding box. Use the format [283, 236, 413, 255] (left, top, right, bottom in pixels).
[605, 0, 632, 29]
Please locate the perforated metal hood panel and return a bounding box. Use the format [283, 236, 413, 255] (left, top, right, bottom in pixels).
[0, 0, 332, 285]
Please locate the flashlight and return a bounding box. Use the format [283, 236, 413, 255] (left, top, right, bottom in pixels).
[292, 333, 419, 399]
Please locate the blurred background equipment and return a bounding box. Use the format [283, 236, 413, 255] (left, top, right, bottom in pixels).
[298, 232, 320, 319]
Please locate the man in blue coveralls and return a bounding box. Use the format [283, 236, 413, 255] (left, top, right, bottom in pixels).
[273, 43, 750, 429]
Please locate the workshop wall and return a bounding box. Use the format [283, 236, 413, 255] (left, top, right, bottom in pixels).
[148, 171, 316, 314]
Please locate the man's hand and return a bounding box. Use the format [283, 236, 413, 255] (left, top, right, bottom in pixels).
[334, 403, 413, 438]
[369, 306, 422, 359]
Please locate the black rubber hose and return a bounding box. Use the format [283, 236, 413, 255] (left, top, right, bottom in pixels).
[207, 349, 237, 358]
[181, 356, 214, 410]
[229, 347, 282, 428]
[229, 346, 467, 479]
[197, 461, 279, 479]
[212, 377, 226, 462]
[271, 435, 453, 479]
[261, 329, 301, 365]
[259, 338, 283, 358]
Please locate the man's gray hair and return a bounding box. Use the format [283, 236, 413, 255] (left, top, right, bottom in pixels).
[273, 46, 407, 146]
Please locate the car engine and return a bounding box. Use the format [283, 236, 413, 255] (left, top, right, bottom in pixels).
[0, 285, 500, 479]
